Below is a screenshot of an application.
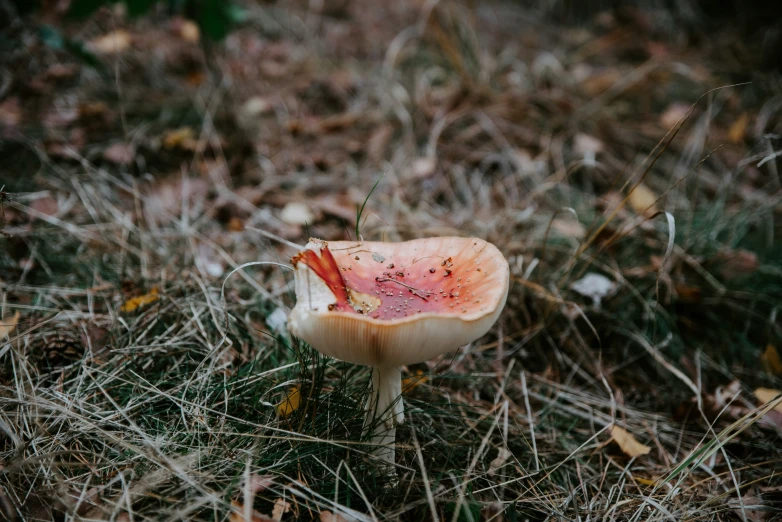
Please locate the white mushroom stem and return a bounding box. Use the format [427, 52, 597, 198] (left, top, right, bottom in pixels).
[364, 366, 403, 465]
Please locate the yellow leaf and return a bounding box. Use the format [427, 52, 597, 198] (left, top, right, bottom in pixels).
[277, 386, 301, 418]
[761, 345, 782, 376]
[162, 127, 197, 150]
[179, 20, 200, 43]
[120, 287, 159, 313]
[609, 424, 651, 457]
[402, 371, 427, 393]
[728, 113, 749, 144]
[754, 388, 782, 413]
[628, 183, 659, 216]
[0, 311, 20, 338]
[634, 477, 658, 487]
[88, 30, 131, 54]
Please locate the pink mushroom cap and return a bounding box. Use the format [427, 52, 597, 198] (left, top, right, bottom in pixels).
[287, 237, 509, 367]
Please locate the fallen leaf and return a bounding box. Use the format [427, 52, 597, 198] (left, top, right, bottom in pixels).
[229, 475, 276, 522]
[0, 311, 20, 338]
[488, 447, 512, 475]
[144, 177, 209, 227]
[402, 371, 427, 393]
[581, 69, 622, 97]
[609, 424, 651, 457]
[627, 183, 658, 216]
[634, 477, 658, 487]
[728, 113, 749, 144]
[755, 388, 782, 413]
[30, 196, 59, 217]
[716, 249, 758, 280]
[88, 30, 131, 54]
[103, 142, 136, 165]
[186, 71, 205, 86]
[732, 486, 770, 522]
[228, 217, 245, 232]
[714, 380, 742, 410]
[280, 202, 315, 226]
[659, 103, 690, 129]
[277, 386, 301, 418]
[242, 97, 273, 117]
[319, 511, 349, 522]
[551, 218, 586, 239]
[271, 498, 290, 521]
[179, 19, 200, 43]
[367, 124, 394, 162]
[761, 345, 782, 376]
[229, 501, 274, 522]
[0, 97, 22, 129]
[120, 287, 159, 313]
[409, 157, 436, 179]
[570, 273, 616, 307]
[674, 283, 702, 303]
[162, 127, 198, 150]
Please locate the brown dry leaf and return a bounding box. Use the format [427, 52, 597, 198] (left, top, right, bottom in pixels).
[162, 127, 198, 150]
[755, 388, 782, 413]
[271, 498, 290, 521]
[103, 142, 136, 165]
[659, 103, 690, 129]
[229, 501, 274, 522]
[228, 217, 245, 232]
[488, 447, 512, 475]
[674, 283, 702, 303]
[120, 287, 159, 313]
[551, 218, 586, 239]
[402, 371, 427, 393]
[367, 124, 394, 162]
[229, 474, 276, 522]
[0, 97, 22, 129]
[0, 311, 20, 338]
[732, 487, 769, 522]
[88, 30, 132, 54]
[717, 249, 758, 280]
[319, 511, 349, 522]
[581, 69, 623, 97]
[277, 386, 301, 418]
[761, 345, 782, 376]
[30, 196, 59, 217]
[627, 183, 658, 216]
[609, 424, 651, 457]
[179, 19, 200, 43]
[728, 113, 749, 144]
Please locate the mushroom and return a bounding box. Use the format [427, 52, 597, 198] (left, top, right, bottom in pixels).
[287, 237, 509, 465]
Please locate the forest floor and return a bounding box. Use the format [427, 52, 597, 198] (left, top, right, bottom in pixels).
[1, 1, 782, 520]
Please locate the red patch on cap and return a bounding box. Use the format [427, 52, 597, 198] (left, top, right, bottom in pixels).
[291, 247, 354, 313]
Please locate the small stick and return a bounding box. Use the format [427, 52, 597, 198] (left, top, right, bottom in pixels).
[374, 277, 430, 301]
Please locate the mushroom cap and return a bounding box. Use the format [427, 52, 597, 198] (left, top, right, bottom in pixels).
[287, 237, 509, 367]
